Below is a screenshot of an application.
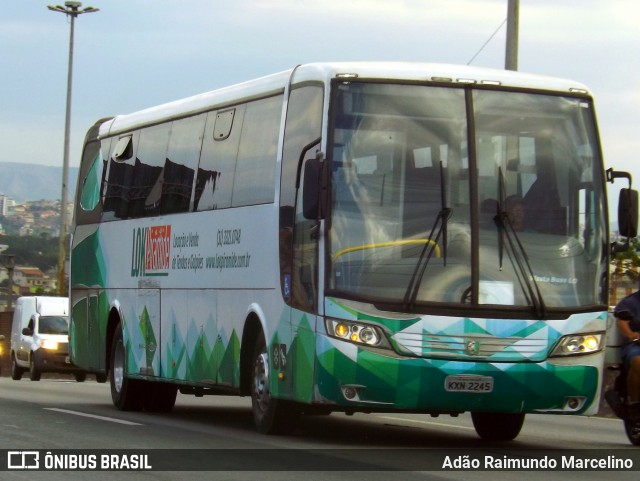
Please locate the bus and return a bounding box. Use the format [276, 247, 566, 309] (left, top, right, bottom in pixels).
[70, 62, 637, 440]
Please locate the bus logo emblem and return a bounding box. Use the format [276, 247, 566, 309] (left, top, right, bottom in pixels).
[131, 225, 171, 277]
[465, 339, 480, 355]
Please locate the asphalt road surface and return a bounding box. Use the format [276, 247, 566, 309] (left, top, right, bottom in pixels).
[0, 376, 637, 481]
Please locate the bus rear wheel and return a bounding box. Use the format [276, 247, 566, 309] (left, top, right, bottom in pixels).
[251, 330, 299, 434]
[471, 412, 525, 441]
[144, 382, 178, 412]
[110, 325, 144, 411]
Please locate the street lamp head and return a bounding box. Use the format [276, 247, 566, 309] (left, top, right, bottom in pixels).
[48, 3, 99, 15]
[0, 254, 15, 270]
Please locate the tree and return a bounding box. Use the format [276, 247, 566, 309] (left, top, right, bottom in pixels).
[0, 235, 58, 272]
[611, 237, 640, 283]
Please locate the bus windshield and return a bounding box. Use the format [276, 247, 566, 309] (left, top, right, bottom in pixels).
[328, 82, 607, 314]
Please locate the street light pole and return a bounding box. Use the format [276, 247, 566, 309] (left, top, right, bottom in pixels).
[505, 0, 519, 71]
[47, 1, 99, 296]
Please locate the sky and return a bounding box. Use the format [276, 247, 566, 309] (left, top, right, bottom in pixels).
[1, 0, 639, 212]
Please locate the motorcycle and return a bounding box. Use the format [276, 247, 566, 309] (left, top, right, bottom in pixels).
[604, 339, 640, 446]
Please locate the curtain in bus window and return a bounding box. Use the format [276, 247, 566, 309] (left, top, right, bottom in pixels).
[103, 132, 138, 220]
[161, 114, 205, 215]
[131, 124, 171, 218]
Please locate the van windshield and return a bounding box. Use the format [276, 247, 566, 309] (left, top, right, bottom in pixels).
[39, 316, 69, 335]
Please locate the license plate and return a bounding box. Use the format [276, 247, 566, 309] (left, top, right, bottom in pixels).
[65, 356, 71, 364]
[444, 375, 494, 393]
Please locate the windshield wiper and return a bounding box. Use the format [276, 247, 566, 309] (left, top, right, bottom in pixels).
[403, 161, 451, 311]
[494, 168, 547, 318]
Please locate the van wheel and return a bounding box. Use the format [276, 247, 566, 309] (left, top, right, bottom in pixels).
[74, 372, 87, 383]
[471, 412, 525, 441]
[251, 330, 299, 434]
[110, 325, 144, 411]
[29, 355, 41, 381]
[11, 353, 24, 381]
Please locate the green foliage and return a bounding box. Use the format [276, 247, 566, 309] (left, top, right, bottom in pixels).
[0, 234, 58, 272]
[612, 238, 640, 282]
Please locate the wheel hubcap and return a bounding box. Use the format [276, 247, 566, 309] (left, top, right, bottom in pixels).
[113, 340, 125, 393]
[253, 352, 270, 412]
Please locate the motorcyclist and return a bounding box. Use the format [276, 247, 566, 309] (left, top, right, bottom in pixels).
[613, 291, 640, 412]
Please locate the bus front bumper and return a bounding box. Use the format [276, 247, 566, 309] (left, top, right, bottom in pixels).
[313, 335, 601, 415]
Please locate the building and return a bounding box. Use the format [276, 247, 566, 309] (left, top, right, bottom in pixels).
[0, 194, 15, 216]
[12, 266, 56, 294]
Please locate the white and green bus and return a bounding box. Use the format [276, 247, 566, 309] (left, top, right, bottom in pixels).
[70, 62, 636, 440]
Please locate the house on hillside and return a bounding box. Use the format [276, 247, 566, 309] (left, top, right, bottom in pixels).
[13, 266, 56, 294]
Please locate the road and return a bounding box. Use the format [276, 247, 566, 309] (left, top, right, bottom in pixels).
[0, 376, 638, 481]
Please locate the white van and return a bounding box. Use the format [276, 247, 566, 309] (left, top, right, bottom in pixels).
[10, 296, 86, 382]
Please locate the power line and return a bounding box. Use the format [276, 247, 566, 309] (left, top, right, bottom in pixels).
[467, 18, 507, 66]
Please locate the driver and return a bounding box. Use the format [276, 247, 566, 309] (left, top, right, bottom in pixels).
[614, 291, 640, 412]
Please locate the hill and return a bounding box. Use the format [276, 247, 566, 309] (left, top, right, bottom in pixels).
[0, 162, 78, 203]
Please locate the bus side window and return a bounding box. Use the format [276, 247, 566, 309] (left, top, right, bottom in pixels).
[196, 106, 246, 211]
[231, 95, 283, 207]
[75, 137, 105, 226]
[103, 132, 139, 220]
[131, 124, 171, 218]
[161, 114, 205, 215]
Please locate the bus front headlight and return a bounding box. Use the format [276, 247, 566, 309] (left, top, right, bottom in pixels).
[550, 333, 603, 357]
[325, 319, 391, 349]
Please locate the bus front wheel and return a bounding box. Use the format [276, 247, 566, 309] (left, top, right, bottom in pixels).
[471, 412, 525, 441]
[110, 325, 144, 411]
[251, 331, 299, 434]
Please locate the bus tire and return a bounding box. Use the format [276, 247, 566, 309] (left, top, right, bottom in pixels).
[624, 418, 640, 446]
[144, 382, 178, 412]
[95, 373, 108, 384]
[110, 325, 144, 411]
[251, 330, 299, 434]
[11, 353, 24, 381]
[74, 372, 87, 383]
[471, 412, 525, 441]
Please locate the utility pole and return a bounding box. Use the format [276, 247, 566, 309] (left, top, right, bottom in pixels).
[505, 0, 519, 70]
[0, 254, 15, 311]
[47, 1, 100, 296]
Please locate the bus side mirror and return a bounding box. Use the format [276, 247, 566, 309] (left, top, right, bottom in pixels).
[302, 154, 328, 220]
[618, 188, 638, 238]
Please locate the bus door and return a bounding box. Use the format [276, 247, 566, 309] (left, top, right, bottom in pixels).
[278, 83, 324, 402]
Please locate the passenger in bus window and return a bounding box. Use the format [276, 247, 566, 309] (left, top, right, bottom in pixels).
[613, 295, 640, 412]
[505, 195, 526, 231]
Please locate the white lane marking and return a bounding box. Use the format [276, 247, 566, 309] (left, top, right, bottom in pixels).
[378, 415, 475, 431]
[44, 408, 142, 426]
